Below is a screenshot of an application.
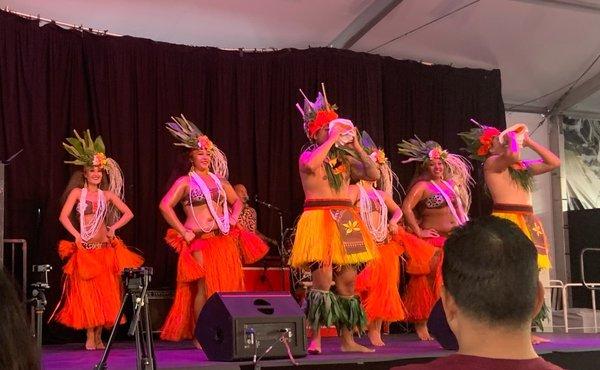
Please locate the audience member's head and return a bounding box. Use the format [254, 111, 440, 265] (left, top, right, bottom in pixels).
[0, 269, 39, 370]
[392, 217, 561, 370]
[233, 184, 249, 203]
[441, 216, 544, 333]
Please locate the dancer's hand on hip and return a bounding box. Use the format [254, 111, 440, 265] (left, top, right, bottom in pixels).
[418, 228, 439, 238]
[183, 229, 195, 243]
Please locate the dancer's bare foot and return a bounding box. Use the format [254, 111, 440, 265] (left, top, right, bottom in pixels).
[415, 322, 434, 341]
[531, 334, 550, 345]
[85, 337, 96, 351]
[340, 341, 375, 353]
[307, 337, 322, 354]
[85, 329, 96, 350]
[368, 329, 385, 347]
[192, 339, 203, 349]
[94, 331, 105, 349]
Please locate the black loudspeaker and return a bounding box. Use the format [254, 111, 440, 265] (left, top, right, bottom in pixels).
[427, 299, 458, 350]
[195, 291, 307, 361]
[147, 289, 174, 333]
[567, 209, 600, 308]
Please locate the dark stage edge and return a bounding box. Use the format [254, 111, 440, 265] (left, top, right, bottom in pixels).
[42, 333, 600, 370]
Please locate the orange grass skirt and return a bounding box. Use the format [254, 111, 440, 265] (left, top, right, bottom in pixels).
[355, 238, 406, 322]
[398, 231, 444, 322]
[288, 207, 377, 267]
[160, 227, 267, 341]
[52, 237, 143, 330]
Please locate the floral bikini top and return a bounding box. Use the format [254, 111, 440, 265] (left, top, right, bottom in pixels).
[421, 191, 458, 209]
[181, 187, 223, 207]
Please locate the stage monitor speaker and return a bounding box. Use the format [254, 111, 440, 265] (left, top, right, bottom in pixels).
[147, 289, 174, 333]
[427, 299, 458, 350]
[195, 291, 306, 361]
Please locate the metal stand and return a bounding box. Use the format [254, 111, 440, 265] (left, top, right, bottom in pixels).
[254, 196, 288, 290]
[277, 211, 286, 289]
[581, 248, 600, 291]
[28, 264, 51, 349]
[27, 265, 52, 349]
[0, 149, 24, 268]
[95, 267, 155, 370]
[30, 286, 47, 348]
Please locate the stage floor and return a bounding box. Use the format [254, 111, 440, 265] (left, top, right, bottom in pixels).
[42, 333, 600, 370]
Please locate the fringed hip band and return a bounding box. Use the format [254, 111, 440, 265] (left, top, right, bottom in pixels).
[193, 229, 225, 239]
[304, 198, 353, 210]
[81, 241, 111, 250]
[492, 203, 533, 213]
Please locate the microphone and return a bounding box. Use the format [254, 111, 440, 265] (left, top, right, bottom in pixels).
[254, 195, 273, 209]
[254, 195, 286, 214]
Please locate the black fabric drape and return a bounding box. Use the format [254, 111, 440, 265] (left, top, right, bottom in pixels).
[0, 11, 504, 342]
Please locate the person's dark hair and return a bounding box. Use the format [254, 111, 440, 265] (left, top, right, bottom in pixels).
[442, 216, 538, 328]
[163, 150, 193, 194]
[0, 270, 39, 370]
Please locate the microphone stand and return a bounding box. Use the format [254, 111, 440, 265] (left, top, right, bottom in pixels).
[254, 195, 287, 291]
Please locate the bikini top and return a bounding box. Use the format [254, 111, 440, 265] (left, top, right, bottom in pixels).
[76, 200, 96, 215]
[181, 187, 223, 207]
[422, 192, 457, 209]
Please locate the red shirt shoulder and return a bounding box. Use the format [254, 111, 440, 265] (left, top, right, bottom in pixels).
[392, 354, 564, 370]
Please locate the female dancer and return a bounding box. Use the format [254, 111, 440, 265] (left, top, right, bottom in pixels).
[52, 130, 143, 350]
[353, 133, 436, 346]
[398, 137, 472, 340]
[159, 115, 268, 344]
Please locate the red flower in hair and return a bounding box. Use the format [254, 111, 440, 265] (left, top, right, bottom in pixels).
[307, 110, 338, 138]
[477, 127, 501, 156]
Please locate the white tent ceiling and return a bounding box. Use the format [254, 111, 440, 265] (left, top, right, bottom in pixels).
[5, 0, 600, 116]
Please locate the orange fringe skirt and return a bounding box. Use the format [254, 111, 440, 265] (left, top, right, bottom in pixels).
[398, 231, 444, 322]
[289, 205, 377, 268]
[51, 237, 144, 330]
[160, 227, 268, 341]
[355, 238, 406, 322]
[492, 204, 551, 269]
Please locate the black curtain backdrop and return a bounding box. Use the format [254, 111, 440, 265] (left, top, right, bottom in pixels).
[0, 11, 504, 342]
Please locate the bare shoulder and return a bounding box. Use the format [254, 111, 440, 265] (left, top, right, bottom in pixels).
[377, 189, 394, 204]
[69, 187, 82, 197]
[412, 180, 429, 190]
[484, 154, 510, 173]
[175, 175, 189, 185]
[483, 155, 496, 170]
[168, 176, 190, 192]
